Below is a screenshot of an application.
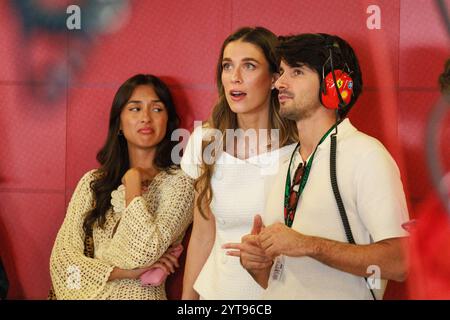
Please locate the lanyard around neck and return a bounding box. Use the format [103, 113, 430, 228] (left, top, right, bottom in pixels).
[284, 125, 336, 227]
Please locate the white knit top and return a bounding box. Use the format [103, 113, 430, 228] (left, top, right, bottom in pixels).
[50, 168, 194, 300]
[181, 126, 296, 299]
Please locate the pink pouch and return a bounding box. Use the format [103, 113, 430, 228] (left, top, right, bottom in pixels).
[140, 244, 183, 286]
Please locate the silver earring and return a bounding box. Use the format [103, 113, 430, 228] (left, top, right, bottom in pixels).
[118, 130, 123, 136]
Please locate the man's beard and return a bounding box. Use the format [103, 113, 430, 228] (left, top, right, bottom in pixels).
[280, 100, 319, 121]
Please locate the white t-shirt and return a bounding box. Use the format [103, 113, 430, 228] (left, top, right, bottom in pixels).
[181, 125, 296, 300]
[262, 119, 409, 300]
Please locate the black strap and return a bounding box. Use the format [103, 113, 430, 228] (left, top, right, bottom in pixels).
[330, 131, 377, 300]
[328, 48, 347, 110]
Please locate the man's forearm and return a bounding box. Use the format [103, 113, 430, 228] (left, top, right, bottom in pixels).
[305, 236, 407, 282]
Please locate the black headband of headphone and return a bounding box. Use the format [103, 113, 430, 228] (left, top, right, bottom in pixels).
[325, 45, 346, 109]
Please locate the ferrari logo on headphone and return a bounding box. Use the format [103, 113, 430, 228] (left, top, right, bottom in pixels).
[341, 90, 348, 99]
[321, 69, 354, 110]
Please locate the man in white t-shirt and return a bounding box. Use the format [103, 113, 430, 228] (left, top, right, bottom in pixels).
[224, 33, 409, 299]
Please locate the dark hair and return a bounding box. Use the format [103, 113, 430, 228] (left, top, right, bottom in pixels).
[195, 26, 297, 219]
[277, 33, 363, 118]
[83, 74, 180, 234]
[439, 58, 450, 95]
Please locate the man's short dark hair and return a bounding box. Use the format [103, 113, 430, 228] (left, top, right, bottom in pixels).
[277, 33, 363, 119]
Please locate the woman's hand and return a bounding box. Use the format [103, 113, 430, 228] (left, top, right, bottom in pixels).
[122, 168, 156, 187]
[122, 168, 143, 187]
[108, 245, 181, 281]
[122, 168, 155, 206]
[109, 266, 154, 281]
[155, 245, 182, 274]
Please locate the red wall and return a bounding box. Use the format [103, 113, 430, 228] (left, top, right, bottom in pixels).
[0, 0, 448, 299]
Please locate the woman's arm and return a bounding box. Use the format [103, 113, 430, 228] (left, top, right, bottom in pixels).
[109, 246, 182, 281]
[50, 170, 115, 300]
[100, 171, 194, 269]
[181, 192, 216, 300]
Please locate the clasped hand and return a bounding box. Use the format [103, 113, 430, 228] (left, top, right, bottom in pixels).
[223, 215, 312, 272]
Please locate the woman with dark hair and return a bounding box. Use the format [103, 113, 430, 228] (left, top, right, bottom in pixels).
[181, 27, 297, 300]
[50, 74, 194, 299]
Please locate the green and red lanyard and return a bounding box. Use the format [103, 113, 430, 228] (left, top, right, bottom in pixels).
[284, 125, 336, 227]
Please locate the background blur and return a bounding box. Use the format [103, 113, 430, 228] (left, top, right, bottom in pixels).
[0, 0, 448, 299]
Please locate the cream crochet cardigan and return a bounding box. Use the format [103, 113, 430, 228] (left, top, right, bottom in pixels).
[50, 168, 194, 300]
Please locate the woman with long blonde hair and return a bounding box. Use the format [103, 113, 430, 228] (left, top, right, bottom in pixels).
[181, 27, 297, 300]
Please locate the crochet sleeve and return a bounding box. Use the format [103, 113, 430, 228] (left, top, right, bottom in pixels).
[49, 170, 115, 300]
[100, 171, 194, 269]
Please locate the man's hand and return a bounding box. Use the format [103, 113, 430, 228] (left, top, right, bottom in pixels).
[223, 215, 273, 288]
[259, 222, 314, 258]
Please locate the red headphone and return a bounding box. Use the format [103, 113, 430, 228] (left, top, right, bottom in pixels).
[320, 47, 354, 110]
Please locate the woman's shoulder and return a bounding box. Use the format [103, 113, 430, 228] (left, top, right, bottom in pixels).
[155, 168, 194, 199]
[78, 169, 101, 184]
[189, 122, 218, 141]
[161, 167, 194, 185]
[181, 125, 214, 179]
[72, 169, 102, 194]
